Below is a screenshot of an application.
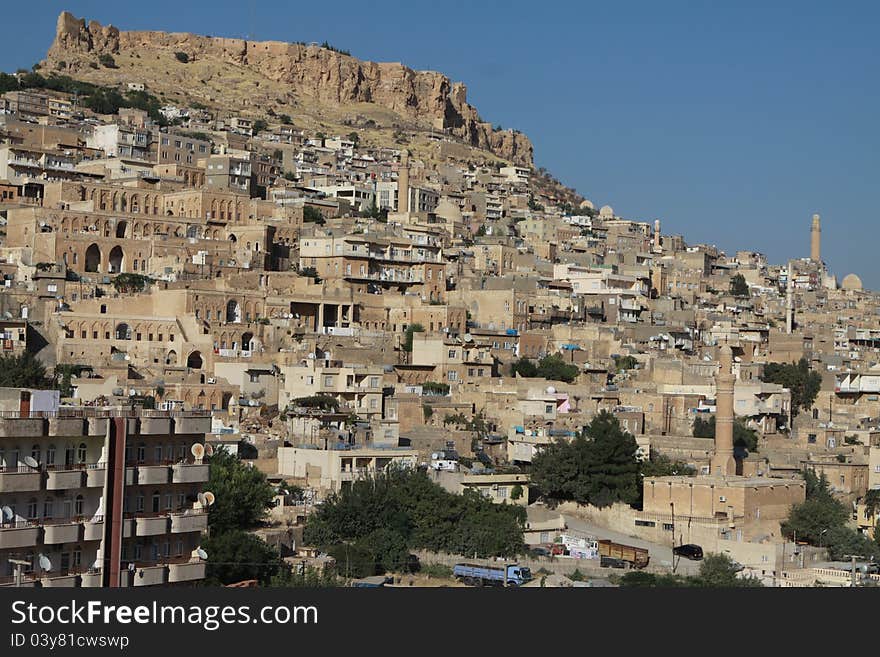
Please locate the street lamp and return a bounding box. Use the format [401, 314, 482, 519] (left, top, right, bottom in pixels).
[819, 528, 828, 549]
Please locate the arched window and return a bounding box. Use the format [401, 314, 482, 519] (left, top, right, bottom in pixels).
[136, 492, 145, 513]
[74, 495, 84, 517]
[30, 444, 40, 464]
[77, 443, 87, 464]
[46, 445, 55, 467]
[64, 444, 75, 467]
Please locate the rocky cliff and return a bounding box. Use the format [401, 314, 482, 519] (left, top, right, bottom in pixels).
[46, 12, 533, 166]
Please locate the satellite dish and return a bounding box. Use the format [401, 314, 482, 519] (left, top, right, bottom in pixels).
[463, 333, 473, 342]
[204, 492, 215, 506]
[39, 554, 52, 572]
[204, 443, 214, 457]
[197, 492, 207, 506]
[1, 506, 12, 521]
[431, 453, 438, 460]
[546, 386, 556, 395]
[191, 443, 205, 459]
[196, 548, 208, 560]
[23, 456, 39, 468]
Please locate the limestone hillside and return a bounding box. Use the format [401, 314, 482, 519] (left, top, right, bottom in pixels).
[44, 11, 537, 167]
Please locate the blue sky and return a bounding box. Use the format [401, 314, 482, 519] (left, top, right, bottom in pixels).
[2, 1, 877, 286]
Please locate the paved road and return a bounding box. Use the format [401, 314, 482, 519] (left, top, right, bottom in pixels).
[561, 514, 702, 576]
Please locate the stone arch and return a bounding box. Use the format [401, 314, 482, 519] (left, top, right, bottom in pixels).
[85, 244, 101, 272]
[108, 245, 124, 273]
[165, 349, 177, 365]
[226, 300, 241, 323]
[186, 351, 203, 369]
[116, 220, 128, 239]
[241, 331, 253, 351]
[115, 323, 131, 340]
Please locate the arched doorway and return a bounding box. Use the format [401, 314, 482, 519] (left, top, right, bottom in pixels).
[187, 351, 203, 369]
[241, 332, 253, 351]
[226, 300, 241, 323]
[108, 246, 124, 273]
[85, 244, 100, 272]
[115, 221, 128, 238]
[115, 323, 131, 340]
[165, 350, 177, 366]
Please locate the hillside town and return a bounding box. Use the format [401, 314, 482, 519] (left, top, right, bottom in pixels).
[0, 12, 878, 589]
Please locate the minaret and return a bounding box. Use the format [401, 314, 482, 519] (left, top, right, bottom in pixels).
[397, 153, 410, 214]
[653, 219, 661, 252]
[785, 261, 793, 334]
[810, 214, 821, 262]
[710, 344, 737, 477]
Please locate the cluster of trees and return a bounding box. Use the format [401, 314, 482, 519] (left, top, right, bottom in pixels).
[112, 273, 152, 294]
[510, 354, 580, 383]
[760, 358, 821, 418]
[692, 415, 759, 452]
[620, 553, 763, 587]
[303, 468, 526, 578]
[729, 273, 750, 297]
[530, 411, 642, 507]
[781, 470, 879, 561]
[203, 451, 339, 586]
[530, 412, 696, 508]
[0, 352, 50, 389]
[613, 355, 638, 371]
[290, 395, 340, 412]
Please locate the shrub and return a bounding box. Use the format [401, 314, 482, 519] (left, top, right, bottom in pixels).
[174, 52, 189, 63]
[98, 54, 117, 68]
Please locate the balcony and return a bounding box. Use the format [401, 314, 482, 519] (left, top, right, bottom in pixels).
[170, 511, 208, 534]
[0, 522, 40, 549]
[0, 467, 42, 493]
[86, 466, 106, 488]
[135, 515, 169, 537]
[136, 464, 170, 485]
[171, 462, 209, 484]
[46, 468, 85, 490]
[83, 519, 104, 541]
[0, 417, 44, 437]
[43, 520, 83, 545]
[80, 570, 102, 587]
[130, 564, 167, 587]
[40, 574, 80, 588]
[140, 417, 171, 435]
[48, 417, 87, 436]
[167, 560, 206, 583]
[174, 415, 212, 435]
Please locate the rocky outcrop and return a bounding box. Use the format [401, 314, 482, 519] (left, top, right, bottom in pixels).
[46, 12, 534, 166]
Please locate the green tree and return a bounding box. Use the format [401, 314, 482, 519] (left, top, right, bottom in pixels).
[112, 273, 151, 294]
[206, 450, 277, 534]
[640, 453, 696, 477]
[0, 352, 50, 388]
[299, 266, 321, 282]
[696, 554, 762, 587]
[729, 273, 750, 297]
[203, 530, 282, 586]
[761, 358, 821, 418]
[510, 357, 539, 378]
[402, 324, 425, 353]
[536, 353, 580, 383]
[530, 411, 641, 507]
[252, 119, 268, 135]
[302, 205, 325, 224]
[98, 53, 117, 68]
[174, 51, 189, 63]
[279, 114, 292, 125]
[613, 355, 638, 371]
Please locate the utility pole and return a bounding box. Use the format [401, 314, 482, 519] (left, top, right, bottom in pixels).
[9, 558, 30, 588]
[844, 554, 865, 587]
[670, 502, 677, 574]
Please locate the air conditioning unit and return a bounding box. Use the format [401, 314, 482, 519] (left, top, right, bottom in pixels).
[207, 378, 216, 384]
[719, 496, 727, 503]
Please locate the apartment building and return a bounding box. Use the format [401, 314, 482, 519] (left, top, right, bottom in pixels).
[0, 389, 211, 588]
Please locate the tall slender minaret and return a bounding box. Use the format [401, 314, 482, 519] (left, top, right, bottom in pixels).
[397, 153, 410, 214]
[653, 219, 661, 252]
[810, 214, 821, 262]
[710, 344, 737, 477]
[785, 261, 793, 334]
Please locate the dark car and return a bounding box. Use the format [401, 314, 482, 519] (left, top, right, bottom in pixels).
[600, 556, 628, 569]
[529, 546, 552, 558]
[673, 544, 704, 560]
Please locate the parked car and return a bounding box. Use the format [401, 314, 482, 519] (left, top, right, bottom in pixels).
[529, 546, 552, 558]
[673, 544, 704, 560]
[600, 556, 628, 569]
